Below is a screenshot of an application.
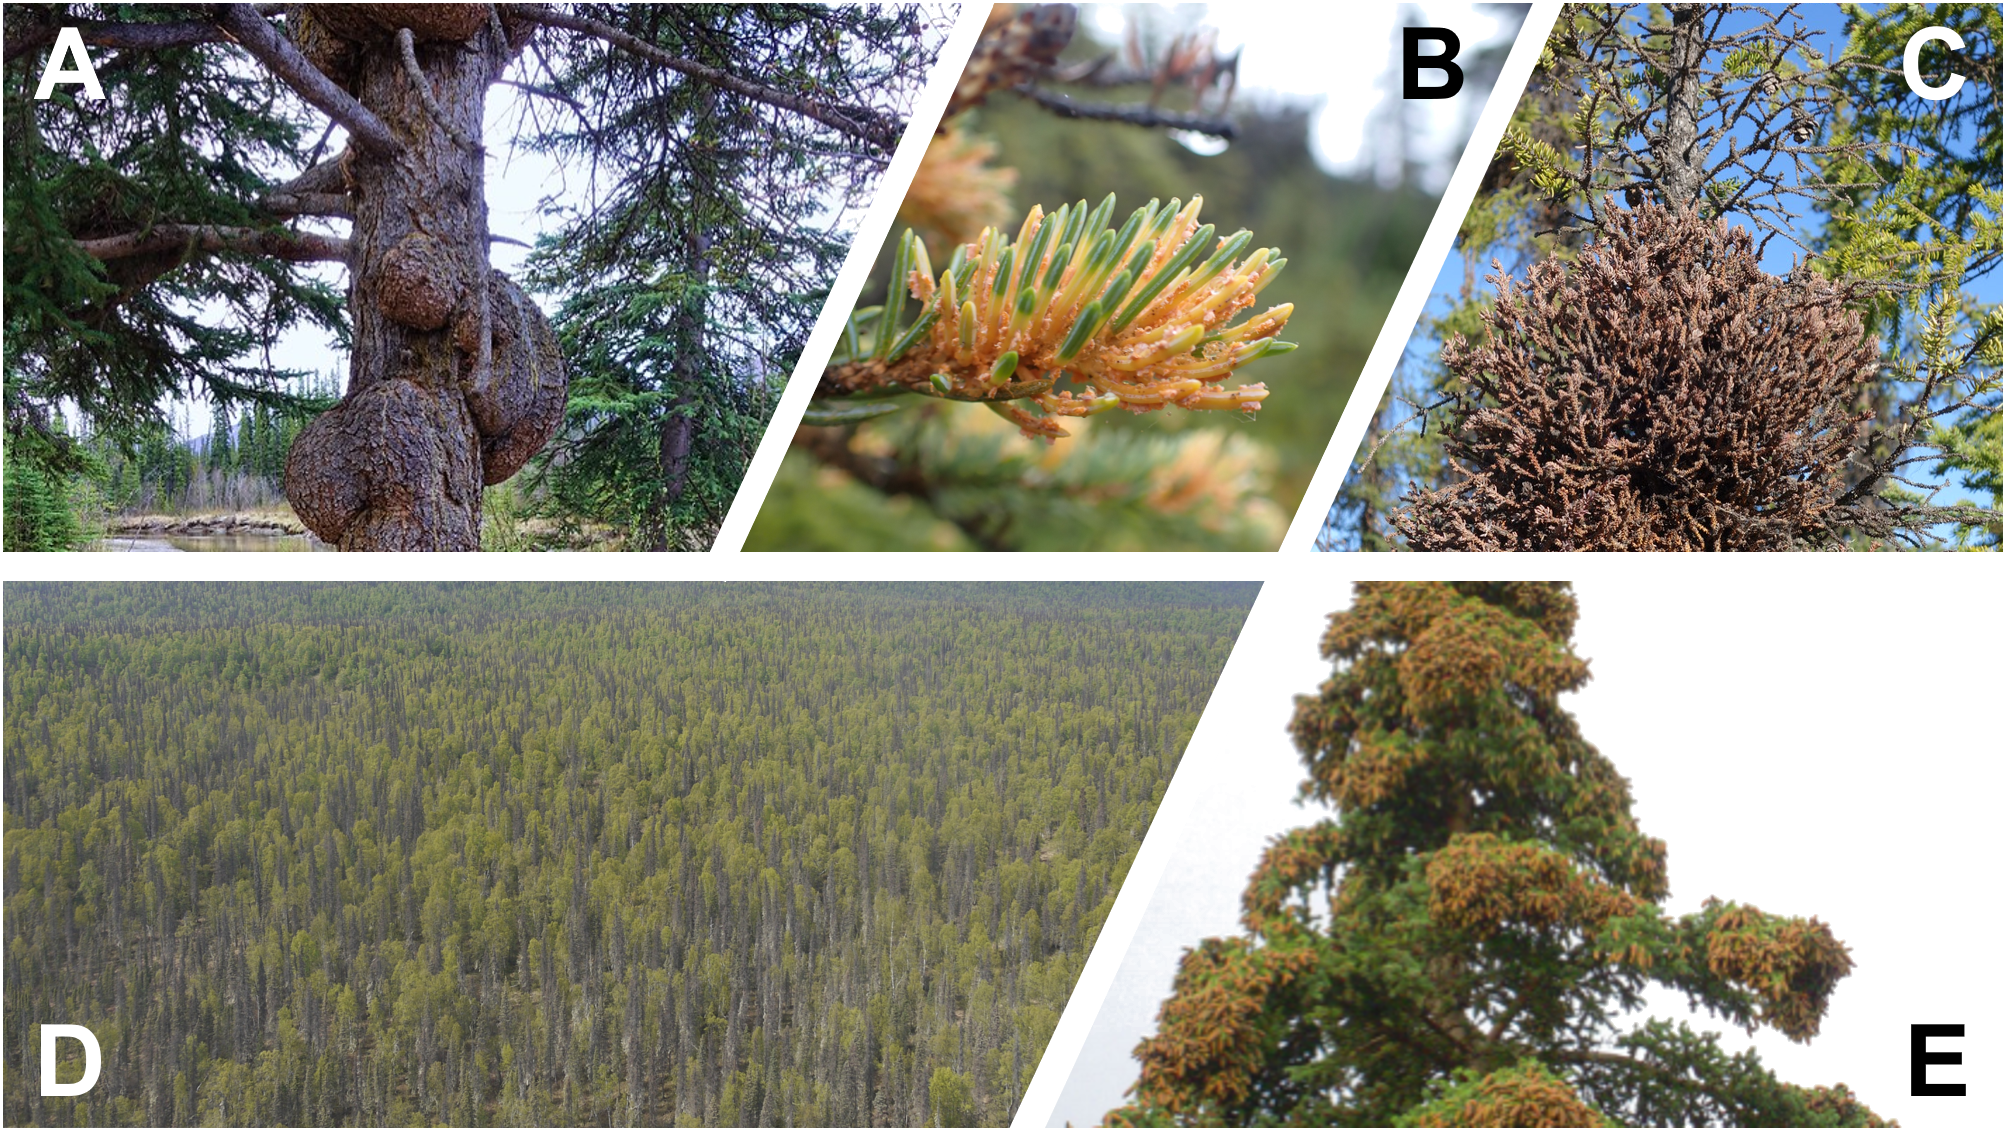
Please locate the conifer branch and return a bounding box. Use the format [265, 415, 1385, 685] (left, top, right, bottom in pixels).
[1015, 86, 1238, 140]
[512, 6, 899, 152]
[824, 194, 1293, 438]
[792, 424, 1011, 551]
[214, 4, 403, 159]
[75, 225, 352, 265]
[3, 19, 225, 64]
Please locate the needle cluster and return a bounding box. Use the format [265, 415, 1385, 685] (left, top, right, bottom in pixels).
[823, 194, 1294, 438]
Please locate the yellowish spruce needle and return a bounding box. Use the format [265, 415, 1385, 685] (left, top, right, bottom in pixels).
[824, 194, 1295, 438]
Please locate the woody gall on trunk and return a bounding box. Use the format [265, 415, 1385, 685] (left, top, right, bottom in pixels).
[270, 5, 558, 550]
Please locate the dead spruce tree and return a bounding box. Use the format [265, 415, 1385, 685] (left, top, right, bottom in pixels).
[5, 3, 915, 549]
[1398, 203, 1879, 550]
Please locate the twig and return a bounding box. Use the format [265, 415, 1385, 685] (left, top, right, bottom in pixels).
[497, 78, 586, 113]
[1014, 86, 1237, 140]
[299, 118, 338, 174]
[397, 27, 478, 151]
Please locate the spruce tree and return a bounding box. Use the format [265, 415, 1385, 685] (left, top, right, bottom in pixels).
[1108, 582, 1883, 1127]
[1, 447, 84, 549]
[5, 4, 929, 549]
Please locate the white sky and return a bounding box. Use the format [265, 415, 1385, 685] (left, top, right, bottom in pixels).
[1048, 574, 1998, 1127]
[1085, 3, 1514, 189]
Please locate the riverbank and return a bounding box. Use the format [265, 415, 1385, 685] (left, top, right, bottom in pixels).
[107, 509, 308, 538]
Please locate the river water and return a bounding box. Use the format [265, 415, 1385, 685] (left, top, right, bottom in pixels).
[93, 533, 334, 551]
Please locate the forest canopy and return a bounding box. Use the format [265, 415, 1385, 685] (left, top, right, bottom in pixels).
[4, 580, 1255, 1126]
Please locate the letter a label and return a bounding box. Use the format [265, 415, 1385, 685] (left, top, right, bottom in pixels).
[35, 27, 104, 102]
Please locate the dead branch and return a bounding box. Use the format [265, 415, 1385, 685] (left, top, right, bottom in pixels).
[213, 4, 403, 159]
[396, 26, 477, 151]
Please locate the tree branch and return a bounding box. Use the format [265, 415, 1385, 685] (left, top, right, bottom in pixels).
[275, 155, 350, 197]
[257, 155, 355, 217]
[791, 425, 1011, 551]
[1547, 1047, 1663, 1074]
[76, 225, 351, 265]
[259, 192, 354, 219]
[213, 4, 403, 159]
[512, 6, 899, 152]
[396, 26, 477, 151]
[5, 18, 228, 64]
[1014, 86, 1238, 139]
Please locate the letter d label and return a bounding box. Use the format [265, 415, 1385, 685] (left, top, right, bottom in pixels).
[41, 1024, 101, 1097]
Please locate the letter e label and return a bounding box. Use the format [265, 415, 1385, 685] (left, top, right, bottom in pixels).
[1911, 1023, 1966, 1097]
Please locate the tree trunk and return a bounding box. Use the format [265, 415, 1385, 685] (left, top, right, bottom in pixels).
[1657, 6, 1710, 214]
[649, 229, 711, 551]
[282, 6, 566, 550]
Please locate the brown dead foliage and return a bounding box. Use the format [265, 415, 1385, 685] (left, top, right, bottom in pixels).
[1110, 938, 1318, 1121]
[1411, 1063, 1612, 1128]
[1399, 203, 1878, 550]
[1426, 834, 1638, 939]
[1705, 902, 1855, 1042]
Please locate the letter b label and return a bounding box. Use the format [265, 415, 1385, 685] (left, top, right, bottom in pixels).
[41, 1024, 101, 1097]
[1404, 28, 1464, 99]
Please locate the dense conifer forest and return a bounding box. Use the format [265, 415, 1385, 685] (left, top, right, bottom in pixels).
[3, 581, 1255, 1126]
